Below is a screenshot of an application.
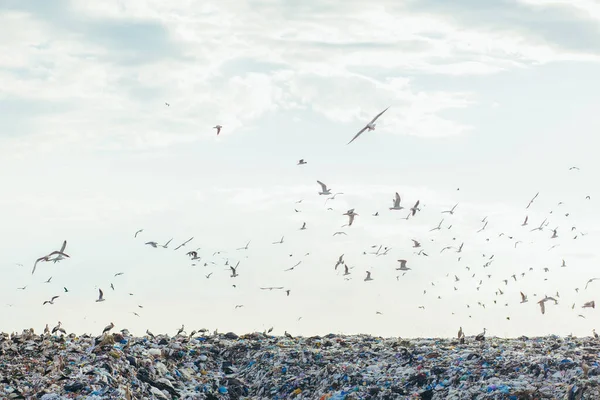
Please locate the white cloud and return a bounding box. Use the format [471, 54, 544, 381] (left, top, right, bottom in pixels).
[516, 0, 600, 21]
[2, 0, 599, 151]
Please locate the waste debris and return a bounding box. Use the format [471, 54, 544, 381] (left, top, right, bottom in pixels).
[0, 329, 599, 399]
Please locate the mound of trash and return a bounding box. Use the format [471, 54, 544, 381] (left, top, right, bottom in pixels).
[0, 330, 599, 399]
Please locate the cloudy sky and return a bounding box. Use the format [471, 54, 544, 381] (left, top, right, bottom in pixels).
[1, 0, 599, 338]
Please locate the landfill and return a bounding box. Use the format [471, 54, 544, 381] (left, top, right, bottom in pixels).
[1, 329, 599, 399]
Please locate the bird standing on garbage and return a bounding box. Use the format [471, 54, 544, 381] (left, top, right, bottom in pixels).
[102, 322, 114, 335]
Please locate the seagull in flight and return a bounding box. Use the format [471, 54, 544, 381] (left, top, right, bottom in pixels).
[260, 287, 284, 290]
[272, 236, 284, 245]
[317, 181, 332, 195]
[297, 159, 307, 165]
[335, 254, 344, 270]
[43, 296, 59, 305]
[389, 192, 404, 210]
[114, 272, 124, 277]
[521, 216, 528, 226]
[32, 240, 70, 275]
[520, 292, 528, 303]
[237, 241, 251, 250]
[342, 209, 358, 226]
[174, 237, 194, 251]
[300, 222, 307, 230]
[333, 231, 347, 236]
[134, 229, 143, 238]
[585, 278, 600, 290]
[530, 218, 547, 232]
[347, 107, 389, 145]
[364, 271, 373, 281]
[526, 192, 539, 209]
[145, 241, 158, 248]
[96, 289, 105, 302]
[411, 239, 421, 248]
[396, 259, 410, 271]
[44, 276, 52, 284]
[325, 192, 344, 204]
[213, 125, 222, 135]
[429, 219, 444, 232]
[442, 203, 459, 215]
[161, 238, 173, 248]
[230, 262, 239, 277]
[410, 200, 421, 216]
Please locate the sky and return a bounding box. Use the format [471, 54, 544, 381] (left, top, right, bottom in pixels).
[1, 0, 599, 339]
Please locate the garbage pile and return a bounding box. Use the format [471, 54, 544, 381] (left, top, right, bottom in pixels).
[0, 329, 599, 399]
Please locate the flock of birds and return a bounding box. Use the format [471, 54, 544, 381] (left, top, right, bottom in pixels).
[7, 106, 599, 339]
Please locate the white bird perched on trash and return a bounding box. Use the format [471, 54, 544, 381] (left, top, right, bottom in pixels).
[96, 289, 105, 302]
[102, 322, 114, 334]
[52, 321, 66, 335]
[213, 125, 222, 135]
[32, 240, 70, 275]
[389, 192, 404, 210]
[347, 107, 390, 145]
[317, 181, 332, 195]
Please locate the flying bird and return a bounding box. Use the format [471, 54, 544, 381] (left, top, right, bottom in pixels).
[343, 209, 358, 226]
[174, 237, 194, 251]
[442, 203, 459, 215]
[410, 200, 421, 216]
[96, 289, 105, 303]
[396, 259, 410, 271]
[134, 229, 143, 238]
[114, 272, 124, 277]
[145, 241, 158, 248]
[335, 254, 344, 270]
[297, 159, 307, 165]
[43, 296, 59, 305]
[230, 262, 240, 277]
[520, 292, 528, 303]
[32, 240, 70, 275]
[389, 193, 404, 210]
[526, 192, 539, 209]
[364, 271, 373, 281]
[347, 107, 389, 145]
[237, 241, 251, 250]
[213, 125, 222, 135]
[582, 301, 595, 309]
[317, 181, 332, 195]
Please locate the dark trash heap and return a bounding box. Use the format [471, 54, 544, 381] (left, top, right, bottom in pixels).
[0, 329, 599, 399]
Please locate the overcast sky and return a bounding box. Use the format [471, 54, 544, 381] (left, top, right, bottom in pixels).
[1, 0, 599, 338]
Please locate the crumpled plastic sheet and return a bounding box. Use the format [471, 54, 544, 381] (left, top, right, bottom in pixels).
[0, 330, 598, 399]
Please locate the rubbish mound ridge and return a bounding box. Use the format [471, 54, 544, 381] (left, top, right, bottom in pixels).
[1, 330, 599, 399]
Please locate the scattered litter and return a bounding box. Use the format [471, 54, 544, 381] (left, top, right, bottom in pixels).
[1, 330, 599, 399]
